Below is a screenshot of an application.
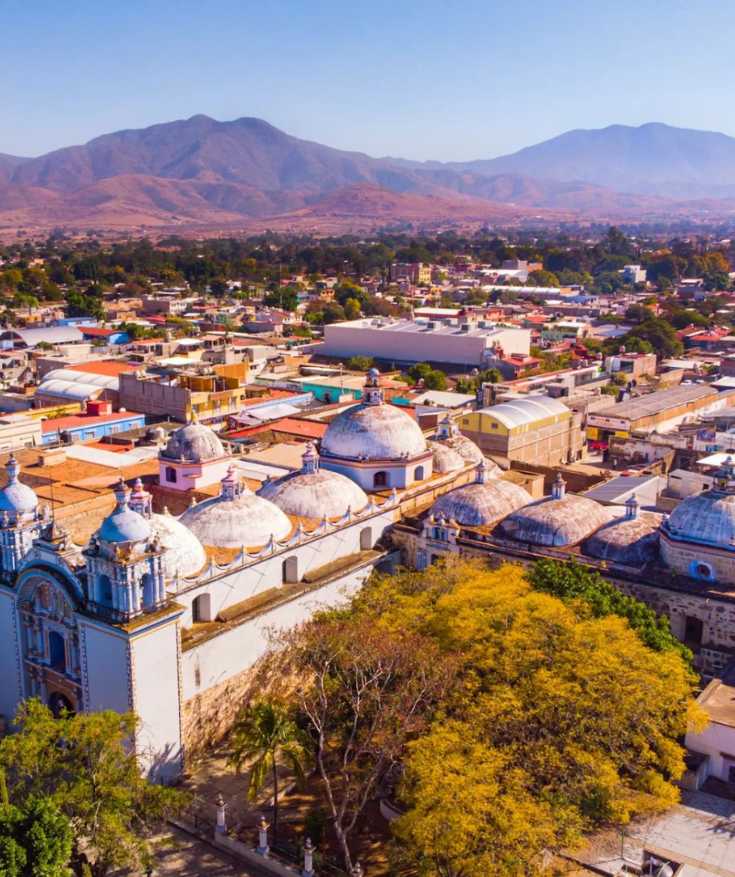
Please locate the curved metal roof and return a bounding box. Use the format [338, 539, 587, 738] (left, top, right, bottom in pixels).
[479, 396, 570, 430]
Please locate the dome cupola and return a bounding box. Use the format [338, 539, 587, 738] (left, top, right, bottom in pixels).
[98, 480, 152, 546]
[161, 421, 225, 463]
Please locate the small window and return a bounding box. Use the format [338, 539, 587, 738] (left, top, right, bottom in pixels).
[374, 471, 388, 488]
[48, 631, 66, 673]
[684, 616, 703, 646]
[414, 465, 425, 482]
[165, 466, 177, 483]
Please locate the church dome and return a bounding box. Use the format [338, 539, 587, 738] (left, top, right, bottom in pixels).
[258, 443, 368, 519]
[0, 455, 37, 519]
[161, 421, 224, 463]
[429, 441, 465, 474]
[321, 405, 427, 461]
[663, 489, 735, 550]
[320, 369, 427, 462]
[430, 476, 532, 528]
[150, 512, 207, 579]
[98, 481, 152, 544]
[500, 477, 613, 547]
[584, 500, 663, 566]
[180, 466, 292, 549]
[433, 415, 486, 466]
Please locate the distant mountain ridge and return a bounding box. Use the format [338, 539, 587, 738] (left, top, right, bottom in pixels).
[3, 116, 735, 232]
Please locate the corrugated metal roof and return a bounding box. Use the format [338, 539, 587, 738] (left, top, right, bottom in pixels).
[479, 396, 570, 429]
[594, 384, 716, 421]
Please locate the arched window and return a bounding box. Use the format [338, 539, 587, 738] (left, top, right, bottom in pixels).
[48, 631, 66, 673]
[142, 573, 156, 608]
[282, 556, 299, 584]
[192, 593, 212, 623]
[48, 691, 74, 718]
[98, 575, 113, 606]
[373, 471, 388, 488]
[165, 466, 177, 483]
[360, 527, 372, 551]
[414, 465, 425, 481]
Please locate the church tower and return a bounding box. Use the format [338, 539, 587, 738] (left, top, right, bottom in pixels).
[0, 454, 42, 579]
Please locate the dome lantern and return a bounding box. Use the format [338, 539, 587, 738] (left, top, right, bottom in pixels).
[552, 472, 566, 500]
[302, 442, 320, 474]
[220, 465, 242, 501]
[625, 493, 639, 520]
[363, 368, 384, 406]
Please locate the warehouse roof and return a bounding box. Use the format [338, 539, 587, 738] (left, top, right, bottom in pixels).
[478, 396, 570, 430]
[593, 384, 717, 422]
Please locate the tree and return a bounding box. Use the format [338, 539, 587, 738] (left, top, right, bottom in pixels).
[350, 560, 702, 877]
[347, 356, 374, 371]
[279, 614, 454, 871]
[0, 702, 187, 877]
[407, 362, 447, 391]
[623, 317, 683, 358]
[228, 699, 308, 842]
[527, 269, 559, 287]
[0, 793, 72, 877]
[343, 297, 361, 320]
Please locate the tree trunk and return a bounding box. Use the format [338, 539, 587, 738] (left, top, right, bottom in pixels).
[272, 758, 279, 843]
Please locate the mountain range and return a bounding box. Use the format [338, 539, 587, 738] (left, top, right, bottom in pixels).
[3, 116, 735, 234]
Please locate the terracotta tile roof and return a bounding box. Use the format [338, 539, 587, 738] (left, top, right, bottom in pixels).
[225, 417, 327, 440]
[72, 360, 139, 377]
[80, 327, 116, 337]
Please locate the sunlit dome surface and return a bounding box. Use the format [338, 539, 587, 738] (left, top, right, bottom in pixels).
[150, 512, 207, 578]
[431, 479, 532, 527]
[180, 489, 292, 549]
[161, 422, 225, 463]
[321, 404, 427, 461]
[501, 494, 614, 547]
[259, 469, 368, 519]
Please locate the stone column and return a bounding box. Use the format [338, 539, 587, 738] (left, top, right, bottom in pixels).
[215, 793, 227, 835]
[256, 815, 269, 857]
[302, 837, 315, 877]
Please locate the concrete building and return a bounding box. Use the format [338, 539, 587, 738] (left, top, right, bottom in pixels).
[389, 262, 432, 285]
[604, 351, 658, 381]
[0, 414, 42, 453]
[622, 264, 647, 284]
[322, 317, 531, 367]
[119, 362, 251, 424]
[586, 385, 735, 447]
[41, 403, 146, 446]
[458, 396, 583, 466]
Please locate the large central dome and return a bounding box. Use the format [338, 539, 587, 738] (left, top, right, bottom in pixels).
[321, 404, 427, 461]
[161, 421, 225, 463]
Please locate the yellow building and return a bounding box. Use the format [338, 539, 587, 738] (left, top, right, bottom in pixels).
[459, 396, 583, 466]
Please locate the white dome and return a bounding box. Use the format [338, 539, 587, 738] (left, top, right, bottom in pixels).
[501, 494, 614, 547]
[430, 441, 465, 474]
[321, 404, 427, 461]
[96, 480, 151, 546]
[259, 469, 369, 519]
[0, 456, 37, 519]
[150, 512, 207, 579]
[431, 479, 532, 527]
[180, 489, 292, 549]
[664, 489, 735, 549]
[161, 422, 224, 463]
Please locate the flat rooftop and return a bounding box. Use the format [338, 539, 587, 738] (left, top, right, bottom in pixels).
[698, 664, 735, 729]
[594, 384, 717, 421]
[330, 318, 523, 338]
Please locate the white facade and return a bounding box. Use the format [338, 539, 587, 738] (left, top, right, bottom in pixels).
[322, 318, 531, 366]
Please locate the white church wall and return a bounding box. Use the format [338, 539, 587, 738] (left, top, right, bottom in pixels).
[173, 509, 395, 627]
[0, 588, 23, 724]
[79, 620, 133, 714]
[129, 617, 183, 781]
[181, 563, 374, 702]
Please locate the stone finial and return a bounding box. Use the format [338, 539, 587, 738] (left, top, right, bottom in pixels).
[5, 453, 20, 484]
[551, 472, 566, 501]
[129, 477, 152, 518]
[625, 493, 639, 520]
[476, 458, 489, 484]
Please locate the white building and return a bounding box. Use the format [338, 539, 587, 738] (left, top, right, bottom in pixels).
[322, 318, 531, 367]
[622, 265, 647, 284]
[0, 372, 484, 780]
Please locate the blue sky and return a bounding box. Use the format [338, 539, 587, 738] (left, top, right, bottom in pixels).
[2, 0, 734, 160]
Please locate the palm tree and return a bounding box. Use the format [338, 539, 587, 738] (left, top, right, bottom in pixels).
[228, 699, 308, 841]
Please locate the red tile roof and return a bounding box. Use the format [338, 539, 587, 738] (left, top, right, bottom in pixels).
[224, 417, 327, 440]
[80, 327, 116, 337]
[41, 410, 143, 433]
